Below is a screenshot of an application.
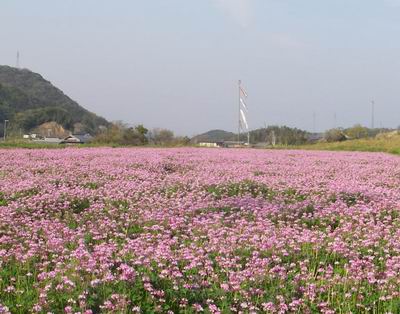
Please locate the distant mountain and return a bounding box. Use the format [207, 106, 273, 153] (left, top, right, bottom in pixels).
[191, 129, 236, 143]
[0, 65, 109, 136]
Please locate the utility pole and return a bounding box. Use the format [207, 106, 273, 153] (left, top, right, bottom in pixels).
[3, 120, 9, 141]
[16, 51, 20, 69]
[271, 130, 276, 146]
[313, 111, 316, 133]
[334, 112, 337, 129]
[371, 100, 375, 129]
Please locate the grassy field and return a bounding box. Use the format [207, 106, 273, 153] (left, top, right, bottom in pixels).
[0, 139, 190, 149]
[298, 135, 400, 155]
[2, 135, 400, 156]
[0, 140, 65, 149]
[0, 140, 145, 149]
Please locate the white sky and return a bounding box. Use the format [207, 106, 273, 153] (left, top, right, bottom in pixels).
[1, 0, 400, 135]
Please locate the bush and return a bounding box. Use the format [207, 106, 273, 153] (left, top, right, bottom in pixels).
[324, 128, 347, 143]
[345, 124, 369, 139]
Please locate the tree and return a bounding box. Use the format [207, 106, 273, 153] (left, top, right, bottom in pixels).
[324, 128, 347, 142]
[248, 126, 308, 145]
[135, 124, 149, 144]
[172, 136, 191, 146]
[92, 122, 125, 144]
[150, 128, 175, 145]
[93, 122, 149, 146]
[345, 124, 369, 139]
[121, 128, 142, 145]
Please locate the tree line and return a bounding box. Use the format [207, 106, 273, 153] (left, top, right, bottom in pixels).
[92, 122, 190, 146]
[323, 124, 397, 142]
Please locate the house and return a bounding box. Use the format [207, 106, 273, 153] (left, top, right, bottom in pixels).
[197, 141, 224, 148]
[222, 141, 248, 148]
[32, 137, 62, 144]
[60, 134, 93, 144]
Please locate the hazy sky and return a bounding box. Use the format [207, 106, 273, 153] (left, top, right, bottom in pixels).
[1, 0, 400, 135]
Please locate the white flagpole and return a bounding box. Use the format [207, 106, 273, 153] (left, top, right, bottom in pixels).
[238, 80, 241, 143]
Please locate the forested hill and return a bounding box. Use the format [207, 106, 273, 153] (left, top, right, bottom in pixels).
[0, 65, 109, 136]
[191, 129, 236, 143]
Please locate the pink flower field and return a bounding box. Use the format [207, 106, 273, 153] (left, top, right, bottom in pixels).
[0, 148, 400, 313]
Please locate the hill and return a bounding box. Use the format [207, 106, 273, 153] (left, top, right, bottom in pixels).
[191, 129, 236, 143]
[0, 65, 109, 136]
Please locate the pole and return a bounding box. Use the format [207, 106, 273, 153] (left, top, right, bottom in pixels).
[313, 111, 316, 133]
[371, 100, 375, 129]
[334, 112, 337, 129]
[4, 120, 8, 141]
[272, 130, 276, 146]
[238, 80, 241, 144]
